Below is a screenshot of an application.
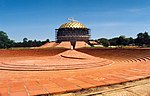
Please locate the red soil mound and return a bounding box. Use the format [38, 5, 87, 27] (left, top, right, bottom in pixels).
[1, 48, 150, 61]
[58, 50, 96, 59]
[0, 50, 111, 71]
[77, 48, 150, 61]
[0, 48, 67, 57]
[55, 41, 71, 48]
[39, 41, 90, 49]
[39, 42, 59, 48]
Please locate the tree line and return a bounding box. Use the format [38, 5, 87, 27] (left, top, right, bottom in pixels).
[96, 32, 150, 47]
[14, 38, 50, 47]
[0, 31, 50, 49]
[0, 31, 150, 49]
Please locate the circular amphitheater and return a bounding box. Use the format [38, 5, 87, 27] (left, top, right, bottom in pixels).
[0, 49, 112, 71]
[0, 48, 150, 96]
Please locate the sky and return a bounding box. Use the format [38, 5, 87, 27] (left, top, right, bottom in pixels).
[0, 0, 150, 41]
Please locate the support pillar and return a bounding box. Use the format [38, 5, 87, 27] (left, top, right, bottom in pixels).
[70, 39, 76, 50]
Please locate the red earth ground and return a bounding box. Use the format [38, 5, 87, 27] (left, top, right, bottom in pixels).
[39, 41, 90, 49]
[0, 48, 150, 96]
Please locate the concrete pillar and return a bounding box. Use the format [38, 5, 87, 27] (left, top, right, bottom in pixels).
[70, 40, 76, 50]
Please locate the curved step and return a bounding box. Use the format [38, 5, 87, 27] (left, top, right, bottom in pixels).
[0, 60, 112, 71]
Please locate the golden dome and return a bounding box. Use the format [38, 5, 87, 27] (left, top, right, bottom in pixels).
[59, 21, 87, 29]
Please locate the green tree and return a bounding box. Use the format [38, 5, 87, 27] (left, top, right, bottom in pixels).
[109, 36, 135, 47]
[97, 38, 110, 47]
[128, 37, 134, 45]
[23, 38, 28, 43]
[117, 36, 128, 46]
[0, 31, 13, 49]
[109, 37, 118, 46]
[135, 32, 150, 46]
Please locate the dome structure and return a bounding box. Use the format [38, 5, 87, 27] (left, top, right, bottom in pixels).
[55, 19, 91, 49]
[59, 21, 87, 29]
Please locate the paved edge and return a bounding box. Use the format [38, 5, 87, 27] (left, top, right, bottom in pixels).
[52, 76, 150, 96]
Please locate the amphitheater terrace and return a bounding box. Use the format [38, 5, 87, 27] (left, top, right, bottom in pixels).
[0, 48, 150, 96]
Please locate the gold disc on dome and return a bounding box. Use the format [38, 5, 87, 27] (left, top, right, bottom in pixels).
[59, 21, 87, 29]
